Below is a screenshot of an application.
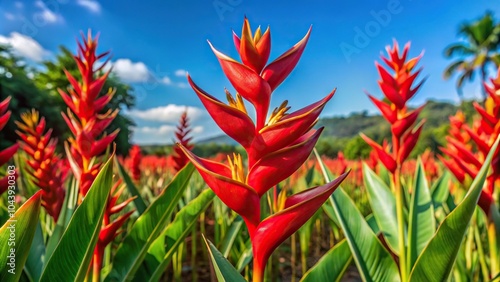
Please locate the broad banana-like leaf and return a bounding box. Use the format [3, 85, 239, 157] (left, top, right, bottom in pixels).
[407, 159, 435, 271]
[203, 235, 246, 282]
[115, 157, 147, 214]
[409, 136, 499, 282]
[0, 191, 41, 282]
[106, 163, 194, 281]
[301, 239, 352, 282]
[363, 163, 399, 255]
[40, 155, 114, 281]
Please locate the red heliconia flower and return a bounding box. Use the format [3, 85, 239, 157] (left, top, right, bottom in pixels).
[92, 180, 135, 278]
[172, 110, 194, 172]
[16, 110, 67, 221]
[59, 31, 118, 197]
[441, 68, 500, 214]
[362, 41, 425, 174]
[128, 145, 142, 182]
[178, 18, 348, 282]
[60, 31, 133, 279]
[0, 96, 18, 194]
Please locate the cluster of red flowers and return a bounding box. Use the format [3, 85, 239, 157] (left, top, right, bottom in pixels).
[441, 69, 500, 214]
[178, 18, 348, 281]
[16, 110, 67, 221]
[0, 97, 18, 194]
[362, 41, 425, 175]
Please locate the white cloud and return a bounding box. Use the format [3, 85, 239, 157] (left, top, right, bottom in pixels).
[111, 59, 150, 83]
[132, 124, 205, 145]
[34, 0, 63, 24]
[14, 2, 24, 9]
[161, 76, 172, 85]
[4, 13, 15, 20]
[127, 104, 204, 123]
[174, 69, 187, 77]
[77, 0, 101, 13]
[109, 59, 189, 88]
[0, 32, 49, 62]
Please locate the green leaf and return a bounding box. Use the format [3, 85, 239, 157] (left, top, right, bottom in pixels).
[44, 176, 78, 261]
[313, 150, 400, 282]
[301, 239, 352, 282]
[363, 163, 399, 255]
[330, 188, 400, 282]
[218, 215, 244, 258]
[24, 222, 45, 282]
[235, 239, 253, 272]
[106, 163, 194, 281]
[148, 189, 215, 281]
[40, 155, 114, 282]
[0, 191, 41, 282]
[409, 136, 500, 282]
[203, 235, 246, 282]
[115, 157, 147, 214]
[431, 171, 451, 208]
[407, 159, 435, 271]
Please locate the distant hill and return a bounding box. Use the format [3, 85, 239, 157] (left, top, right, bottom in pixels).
[142, 99, 477, 159]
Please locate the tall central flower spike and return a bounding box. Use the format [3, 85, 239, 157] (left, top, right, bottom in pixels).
[16, 110, 67, 221]
[361, 41, 425, 174]
[177, 18, 349, 282]
[58, 31, 119, 197]
[441, 68, 500, 214]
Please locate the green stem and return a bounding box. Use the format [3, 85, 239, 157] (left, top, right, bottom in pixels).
[394, 169, 408, 282]
[488, 218, 499, 278]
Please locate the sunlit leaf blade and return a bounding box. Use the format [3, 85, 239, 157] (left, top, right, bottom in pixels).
[115, 157, 147, 214]
[235, 240, 253, 272]
[40, 155, 114, 282]
[301, 239, 352, 282]
[431, 171, 451, 208]
[363, 163, 399, 254]
[219, 215, 244, 258]
[409, 136, 500, 282]
[314, 150, 400, 282]
[148, 189, 215, 281]
[44, 177, 78, 262]
[203, 236, 246, 282]
[407, 159, 435, 270]
[24, 222, 45, 282]
[0, 191, 41, 282]
[106, 163, 194, 281]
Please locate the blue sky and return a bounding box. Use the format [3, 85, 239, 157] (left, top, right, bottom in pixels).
[0, 0, 499, 144]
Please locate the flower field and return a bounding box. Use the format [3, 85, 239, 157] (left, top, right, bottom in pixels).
[0, 8, 499, 282]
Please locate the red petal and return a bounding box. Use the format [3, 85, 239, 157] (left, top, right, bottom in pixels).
[0, 96, 11, 114]
[367, 94, 397, 123]
[446, 137, 482, 169]
[473, 102, 496, 127]
[177, 144, 261, 234]
[464, 127, 490, 155]
[437, 155, 465, 183]
[0, 111, 11, 131]
[250, 91, 334, 163]
[90, 131, 118, 157]
[360, 134, 397, 173]
[99, 211, 134, 245]
[256, 27, 271, 70]
[399, 124, 423, 164]
[248, 128, 323, 196]
[188, 75, 255, 148]
[239, 18, 264, 73]
[391, 106, 423, 138]
[0, 144, 18, 167]
[252, 172, 348, 272]
[210, 43, 271, 109]
[261, 27, 311, 91]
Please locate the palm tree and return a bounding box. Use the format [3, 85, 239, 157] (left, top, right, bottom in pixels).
[444, 12, 500, 99]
